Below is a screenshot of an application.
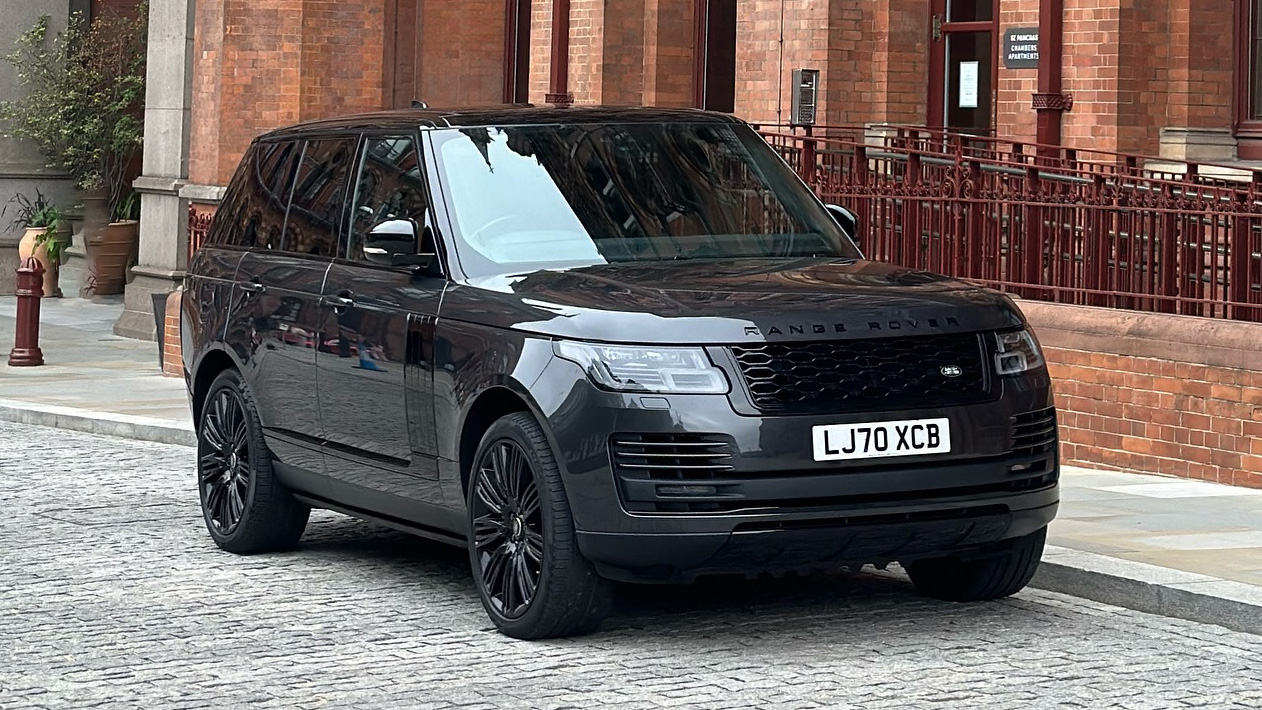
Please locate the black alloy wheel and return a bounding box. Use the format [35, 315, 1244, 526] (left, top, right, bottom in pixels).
[196, 369, 309, 553]
[466, 413, 612, 639]
[470, 439, 544, 619]
[199, 387, 251, 535]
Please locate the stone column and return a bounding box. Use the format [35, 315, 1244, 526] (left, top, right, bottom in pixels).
[0, 0, 75, 296]
[114, 0, 195, 340]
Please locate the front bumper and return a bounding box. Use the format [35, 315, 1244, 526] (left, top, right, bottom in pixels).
[531, 356, 1059, 583]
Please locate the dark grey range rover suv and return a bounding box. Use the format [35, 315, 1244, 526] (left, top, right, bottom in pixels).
[183, 107, 1058, 639]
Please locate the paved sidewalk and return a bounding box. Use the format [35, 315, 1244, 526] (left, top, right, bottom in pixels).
[0, 296, 192, 443]
[2, 296, 1260, 635]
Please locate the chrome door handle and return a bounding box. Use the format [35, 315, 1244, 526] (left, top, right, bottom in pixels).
[321, 294, 355, 312]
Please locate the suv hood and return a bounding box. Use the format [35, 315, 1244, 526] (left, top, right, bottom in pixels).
[444, 258, 1025, 344]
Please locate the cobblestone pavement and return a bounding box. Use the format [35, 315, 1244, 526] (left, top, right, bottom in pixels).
[3, 421, 1261, 710]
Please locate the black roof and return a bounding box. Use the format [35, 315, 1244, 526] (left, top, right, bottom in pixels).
[258, 105, 744, 140]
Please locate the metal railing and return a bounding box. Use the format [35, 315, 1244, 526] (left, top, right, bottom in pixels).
[759, 125, 1262, 322]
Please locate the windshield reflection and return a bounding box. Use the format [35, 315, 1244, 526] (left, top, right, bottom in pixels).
[431, 122, 860, 278]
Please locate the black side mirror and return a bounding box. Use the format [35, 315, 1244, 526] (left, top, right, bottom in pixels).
[363, 218, 419, 266]
[825, 204, 860, 246]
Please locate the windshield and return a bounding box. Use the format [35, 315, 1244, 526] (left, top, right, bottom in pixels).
[429, 122, 860, 278]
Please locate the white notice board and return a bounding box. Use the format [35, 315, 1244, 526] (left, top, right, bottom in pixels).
[959, 61, 979, 109]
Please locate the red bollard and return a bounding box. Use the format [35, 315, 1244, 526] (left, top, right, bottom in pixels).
[8, 257, 45, 367]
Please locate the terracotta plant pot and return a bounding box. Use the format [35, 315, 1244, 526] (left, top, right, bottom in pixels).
[85, 220, 139, 296]
[16, 226, 63, 298]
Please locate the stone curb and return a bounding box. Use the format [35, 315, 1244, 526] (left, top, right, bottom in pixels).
[1033, 545, 1262, 637]
[0, 398, 195, 447]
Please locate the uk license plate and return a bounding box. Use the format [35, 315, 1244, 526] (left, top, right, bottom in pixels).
[812, 418, 952, 462]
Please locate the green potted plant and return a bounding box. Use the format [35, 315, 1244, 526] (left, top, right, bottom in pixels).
[2, 190, 66, 297]
[0, 7, 147, 296]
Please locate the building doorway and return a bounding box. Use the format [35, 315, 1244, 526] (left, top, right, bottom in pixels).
[503, 0, 531, 104]
[694, 0, 737, 112]
[1236, 0, 1262, 158]
[928, 0, 998, 135]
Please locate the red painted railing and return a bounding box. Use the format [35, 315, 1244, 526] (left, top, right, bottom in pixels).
[187, 203, 213, 258]
[759, 125, 1262, 322]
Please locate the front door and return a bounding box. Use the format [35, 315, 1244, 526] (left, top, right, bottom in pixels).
[317, 134, 445, 507]
[929, 0, 997, 135]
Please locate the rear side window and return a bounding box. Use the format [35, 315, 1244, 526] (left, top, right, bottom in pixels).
[283, 138, 356, 258]
[210, 140, 301, 250]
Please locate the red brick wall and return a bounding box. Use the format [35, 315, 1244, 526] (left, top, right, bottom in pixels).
[736, 0, 832, 125]
[1022, 301, 1262, 490]
[191, 0, 388, 186]
[1061, 0, 1123, 151]
[1164, 0, 1233, 133]
[568, 0, 605, 104]
[418, 0, 505, 106]
[642, 0, 696, 107]
[996, 0, 1234, 155]
[736, 0, 926, 128]
[1048, 348, 1262, 488]
[601, 0, 647, 105]
[1115, 0, 1168, 156]
[528, 0, 552, 104]
[872, 1, 929, 126]
[162, 288, 183, 378]
[996, 0, 1039, 145]
[300, 1, 386, 117]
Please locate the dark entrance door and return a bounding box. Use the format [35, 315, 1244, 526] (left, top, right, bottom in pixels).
[694, 0, 737, 112]
[929, 0, 998, 135]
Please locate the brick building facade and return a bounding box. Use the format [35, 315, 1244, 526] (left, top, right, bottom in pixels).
[177, 0, 1249, 202]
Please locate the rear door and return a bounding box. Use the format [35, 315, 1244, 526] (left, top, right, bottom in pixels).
[317, 133, 447, 508]
[231, 138, 343, 472]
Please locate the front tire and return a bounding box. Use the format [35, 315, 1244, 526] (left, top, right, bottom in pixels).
[467, 412, 612, 639]
[197, 369, 310, 553]
[905, 527, 1046, 602]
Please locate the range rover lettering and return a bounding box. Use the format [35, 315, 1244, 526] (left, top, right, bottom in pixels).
[183, 107, 1058, 640]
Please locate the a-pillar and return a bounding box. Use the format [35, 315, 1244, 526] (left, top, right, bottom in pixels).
[114, 0, 195, 340]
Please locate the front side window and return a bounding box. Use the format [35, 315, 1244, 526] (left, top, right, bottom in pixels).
[430, 122, 859, 278]
[347, 136, 429, 262]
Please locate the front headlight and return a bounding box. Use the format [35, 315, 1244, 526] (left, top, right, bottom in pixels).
[554, 341, 729, 394]
[994, 329, 1046, 375]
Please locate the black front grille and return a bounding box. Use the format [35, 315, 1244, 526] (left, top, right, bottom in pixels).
[610, 433, 735, 481]
[730, 334, 991, 414]
[1012, 407, 1058, 456]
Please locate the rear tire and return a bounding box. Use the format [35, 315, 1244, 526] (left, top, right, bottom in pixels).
[905, 527, 1046, 602]
[467, 412, 612, 639]
[197, 369, 310, 553]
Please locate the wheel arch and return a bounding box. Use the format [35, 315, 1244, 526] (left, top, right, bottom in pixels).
[190, 347, 244, 425]
[456, 382, 558, 499]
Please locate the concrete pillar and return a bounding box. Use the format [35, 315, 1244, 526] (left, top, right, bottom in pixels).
[0, 0, 76, 296]
[114, 0, 195, 340]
